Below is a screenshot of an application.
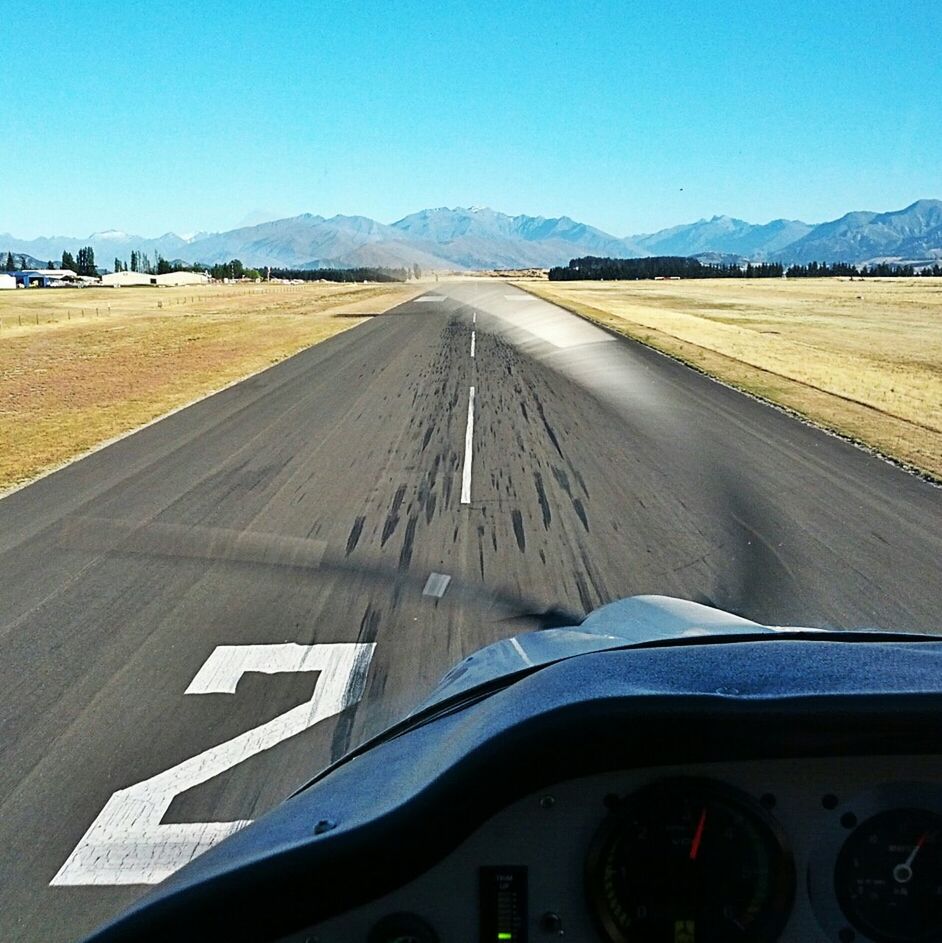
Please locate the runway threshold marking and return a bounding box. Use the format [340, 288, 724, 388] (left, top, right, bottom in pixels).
[461, 386, 475, 505]
[51, 642, 375, 886]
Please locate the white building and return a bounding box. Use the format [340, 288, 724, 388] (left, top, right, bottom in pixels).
[0, 273, 15, 290]
[101, 271, 156, 287]
[154, 271, 209, 287]
[101, 270, 210, 287]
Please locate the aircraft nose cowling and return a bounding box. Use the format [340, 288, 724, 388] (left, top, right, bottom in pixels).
[577, 594, 771, 642]
[414, 596, 782, 714]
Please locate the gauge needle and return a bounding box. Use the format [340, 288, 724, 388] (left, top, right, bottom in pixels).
[689, 808, 707, 861]
[904, 832, 928, 868]
[893, 832, 929, 884]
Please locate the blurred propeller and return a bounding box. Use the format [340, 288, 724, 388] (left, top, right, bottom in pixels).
[481, 294, 795, 623]
[57, 516, 583, 631]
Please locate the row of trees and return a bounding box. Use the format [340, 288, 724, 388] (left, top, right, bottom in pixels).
[268, 267, 411, 283]
[4, 252, 27, 271]
[117, 249, 159, 274]
[110, 251, 218, 276]
[60, 248, 98, 276]
[207, 259, 264, 280]
[4, 249, 97, 276]
[6, 247, 214, 278]
[549, 256, 942, 281]
[782, 260, 940, 277]
[108, 258, 410, 281]
[549, 257, 786, 280]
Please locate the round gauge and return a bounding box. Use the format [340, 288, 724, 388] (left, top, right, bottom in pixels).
[585, 779, 794, 943]
[835, 808, 942, 943]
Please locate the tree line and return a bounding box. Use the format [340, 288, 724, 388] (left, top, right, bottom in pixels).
[3, 250, 410, 283]
[268, 267, 411, 283]
[107, 254, 259, 279]
[549, 257, 786, 280]
[106, 259, 412, 281]
[549, 256, 942, 281]
[3, 248, 98, 276]
[4, 252, 28, 271]
[782, 260, 940, 277]
[57, 248, 99, 276]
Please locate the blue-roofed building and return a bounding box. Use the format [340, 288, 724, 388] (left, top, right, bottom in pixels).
[13, 269, 83, 287]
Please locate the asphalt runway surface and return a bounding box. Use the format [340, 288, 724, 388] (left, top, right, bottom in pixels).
[1, 282, 940, 941]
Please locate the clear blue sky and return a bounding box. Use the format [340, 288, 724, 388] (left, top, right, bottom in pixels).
[3, 0, 940, 238]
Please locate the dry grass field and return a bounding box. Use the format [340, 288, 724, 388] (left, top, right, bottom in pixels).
[0, 281, 421, 491]
[518, 278, 942, 480]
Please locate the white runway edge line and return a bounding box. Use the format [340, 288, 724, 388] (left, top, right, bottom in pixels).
[51, 642, 375, 885]
[461, 386, 475, 505]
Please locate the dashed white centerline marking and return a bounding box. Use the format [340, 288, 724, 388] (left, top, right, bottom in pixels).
[422, 572, 452, 598]
[416, 295, 445, 302]
[472, 311, 476, 324]
[470, 330, 476, 359]
[460, 386, 475, 505]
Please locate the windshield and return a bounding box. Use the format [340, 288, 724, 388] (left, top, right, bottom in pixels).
[1, 3, 941, 940]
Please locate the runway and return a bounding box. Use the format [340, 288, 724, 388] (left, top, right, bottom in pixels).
[1, 282, 939, 941]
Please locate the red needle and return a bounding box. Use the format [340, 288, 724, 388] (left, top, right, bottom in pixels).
[899, 831, 930, 875]
[690, 808, 707, 861]
[910, 832, 929, 862]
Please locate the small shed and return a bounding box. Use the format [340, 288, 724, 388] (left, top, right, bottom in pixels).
[0, 273, 15, 290]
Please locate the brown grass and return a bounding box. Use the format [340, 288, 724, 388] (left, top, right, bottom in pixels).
[515, 278, 942, 480]
[0, 282, 422, 491]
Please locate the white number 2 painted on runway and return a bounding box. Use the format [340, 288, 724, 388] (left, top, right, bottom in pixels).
[51, 642, 375, 886]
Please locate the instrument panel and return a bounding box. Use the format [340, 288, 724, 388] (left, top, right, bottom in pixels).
[281, 756, 942, 943]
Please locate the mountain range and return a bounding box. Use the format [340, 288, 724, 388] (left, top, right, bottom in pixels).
[3, 200, 941, 271]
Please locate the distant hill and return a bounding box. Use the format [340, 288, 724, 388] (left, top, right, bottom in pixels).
[179, 207, 645, 270]
[181, 214, 453, 270]
[1, 251, 48, 269]
[635, 216, 813, 259]
[389, 206, 646, 268]
[0, 230, 191, 266]
[768, 199, 942, 264]
[2, 200, 941, 271]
